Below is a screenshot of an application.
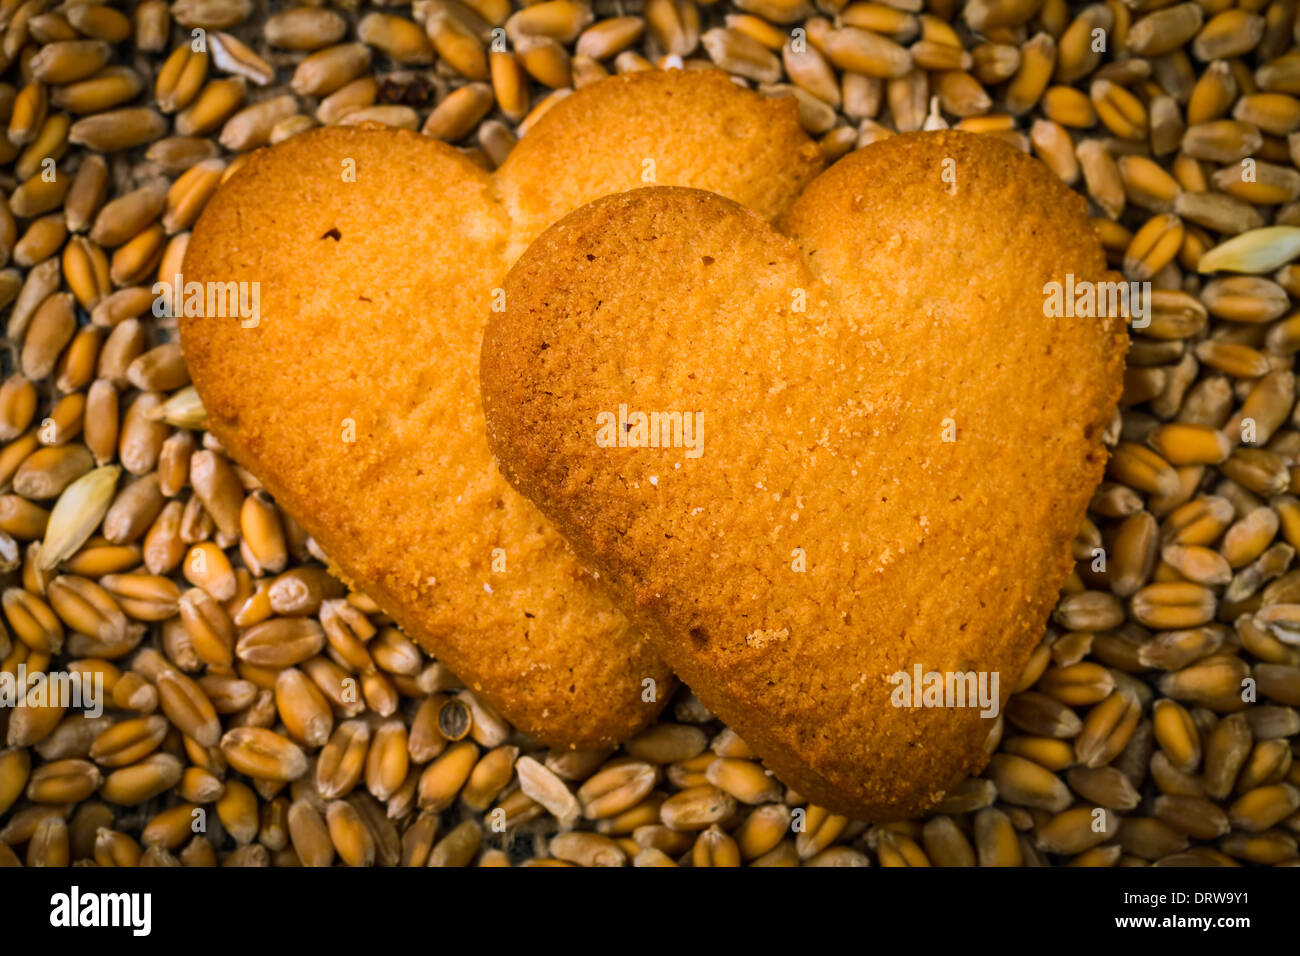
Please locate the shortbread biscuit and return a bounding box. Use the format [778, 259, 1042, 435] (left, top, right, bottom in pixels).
[496, 68, 824, 256]
[179, 71, 823, 748]
[482, 131, 1129, 813]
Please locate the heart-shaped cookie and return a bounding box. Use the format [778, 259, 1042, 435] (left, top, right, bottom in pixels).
[481, 131, 1129, 816]
[178, 70, 824, 748]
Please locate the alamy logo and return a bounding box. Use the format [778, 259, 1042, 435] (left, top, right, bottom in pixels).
[595, 404, 704, 459]
[889, 664, 1000, 718]
[0, 665, 103, 717]
[153, 272, 261, 328]
[50, 886, 151, 936]
[1043, 274, 1150, 329]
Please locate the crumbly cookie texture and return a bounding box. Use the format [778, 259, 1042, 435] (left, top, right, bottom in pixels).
[496, 68, 825, 256]
[180, 70, 822, 749]
[482, 131, 1129, 816]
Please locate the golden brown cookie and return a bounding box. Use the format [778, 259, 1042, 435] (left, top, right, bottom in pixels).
[496, 68, 823, 256]
[179, 70, 823, 749]
[481, 131, 1129, 814]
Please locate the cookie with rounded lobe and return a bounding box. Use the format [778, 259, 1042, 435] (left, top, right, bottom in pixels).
[481, 131, 1129, 815]
[179, 70, 823, 749]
